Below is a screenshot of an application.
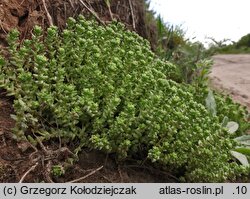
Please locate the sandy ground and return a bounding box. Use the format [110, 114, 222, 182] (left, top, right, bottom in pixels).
[210, 54, 250, 111]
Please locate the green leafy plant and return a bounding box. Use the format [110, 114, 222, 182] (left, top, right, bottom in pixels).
[230, 151, 249, 166]
[226, 122, 240, 134]
[198, 87, 249, 169]
[155, 15, 186, 62]
[235, 135, 250, 146]
[51, 165, 65, 177]
[0, 16, 249, 182]
[233, 135, 250, 166]
[205, 90, 217, 116]
[192, 84, 250, 137]
[215, 94, 250, 135]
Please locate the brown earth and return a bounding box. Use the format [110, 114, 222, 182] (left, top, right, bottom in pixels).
[0, 0, 157, 49]
[210, 54, 250, 111]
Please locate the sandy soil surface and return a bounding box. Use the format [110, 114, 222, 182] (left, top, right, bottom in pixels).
[210, 54, 250, 111]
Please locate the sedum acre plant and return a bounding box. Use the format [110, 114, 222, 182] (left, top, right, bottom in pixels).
[0, 16, 249, 182]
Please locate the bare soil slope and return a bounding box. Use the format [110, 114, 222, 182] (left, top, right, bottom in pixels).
[210, 54, 250, 111]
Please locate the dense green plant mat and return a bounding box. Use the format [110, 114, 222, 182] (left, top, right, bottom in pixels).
[191, 86, 250, 136]
[0, 16, 249, 182]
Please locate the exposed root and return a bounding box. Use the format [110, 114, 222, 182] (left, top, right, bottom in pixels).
[20, 138, 75, 182]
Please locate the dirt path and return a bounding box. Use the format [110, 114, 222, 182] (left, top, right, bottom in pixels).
[210, 54, 250, 111]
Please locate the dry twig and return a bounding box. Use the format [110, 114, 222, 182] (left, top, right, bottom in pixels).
[78, 0, 105, 26]
[0, 21, 7, 34]
[128, 0, 136, 30]
[19, 163, 39, 183]
[104, 0, 113, 20]
[67, 0, 75, 9]
[44, 160, 54, 183]
[42, 0, 54, 26]
[20, 0, 26, 6]
[67, 165, 103, 183]
[118, 165, 123, 182]
[101, 175, 113, 183]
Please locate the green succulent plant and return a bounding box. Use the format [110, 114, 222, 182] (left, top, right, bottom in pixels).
[0, 16, 249, 182]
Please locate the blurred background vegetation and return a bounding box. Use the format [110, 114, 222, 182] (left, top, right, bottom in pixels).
[143, 0, 250, 84]
[143, 0, 212, 84]
[207, 34, 250, 54]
